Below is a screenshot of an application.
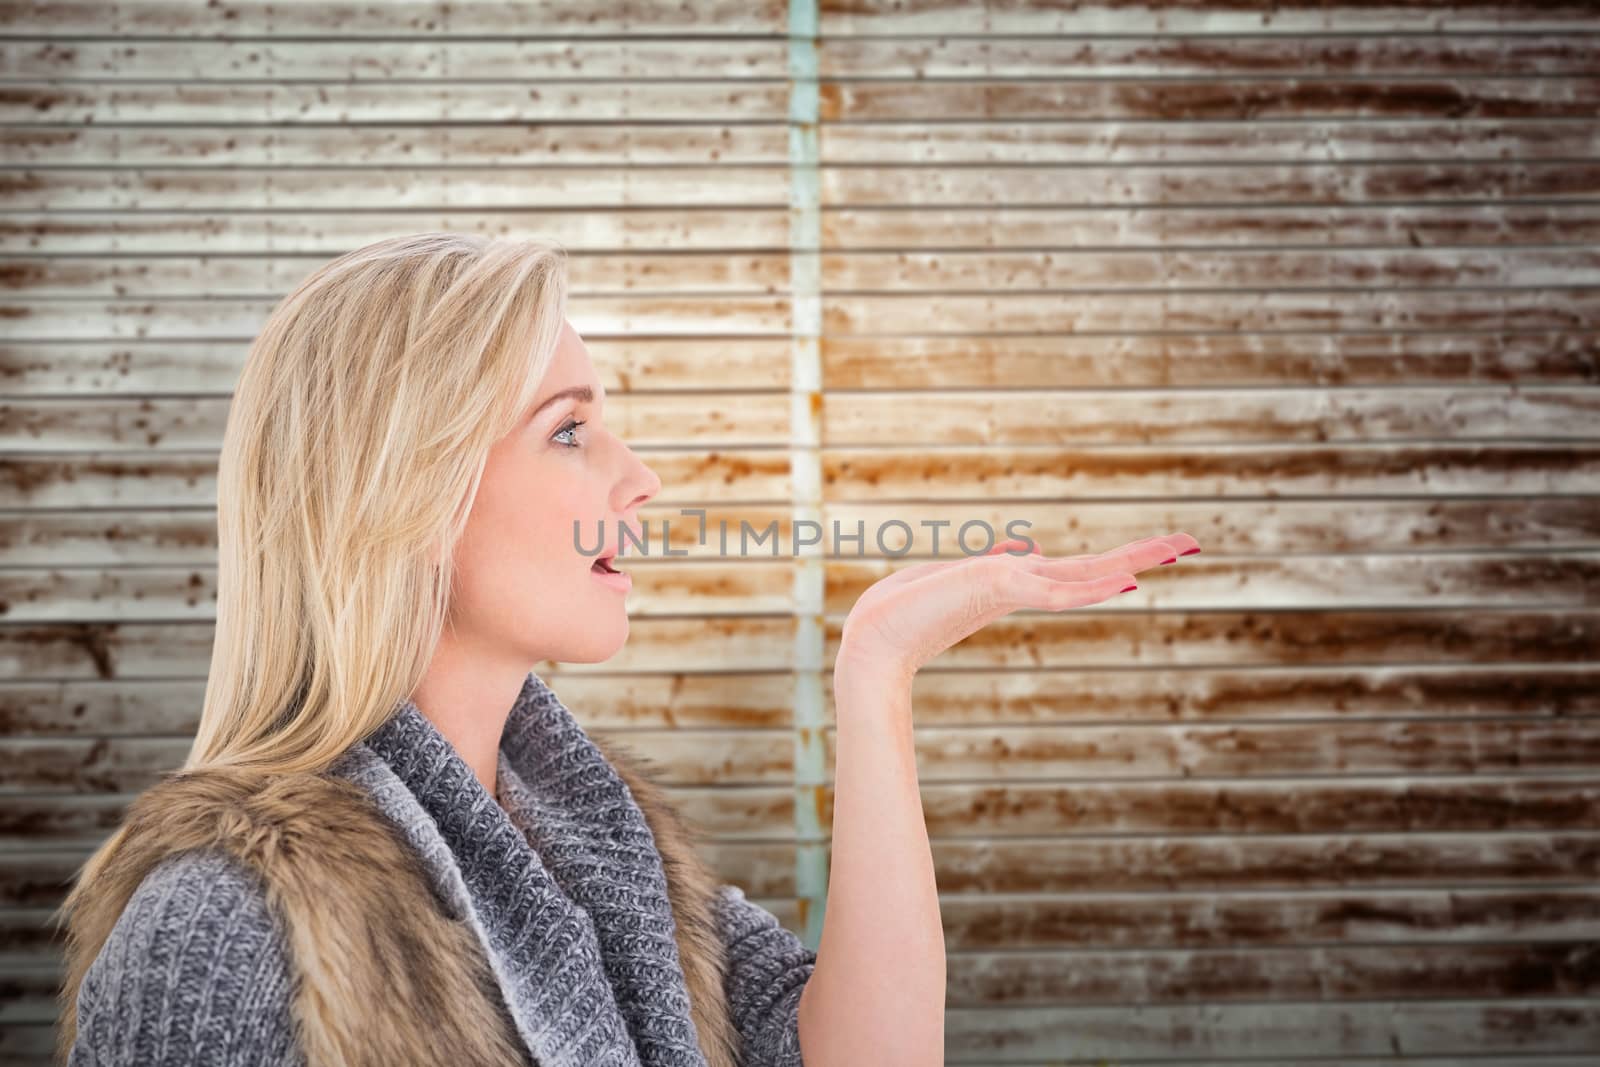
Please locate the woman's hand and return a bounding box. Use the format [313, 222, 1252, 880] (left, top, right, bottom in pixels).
[835, 532, 1202, 687]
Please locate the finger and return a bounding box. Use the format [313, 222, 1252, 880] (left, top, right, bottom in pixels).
[886, 538, 1039, 590]
[1026, 535, 1192, 580]
[1003, 566, 1140, 611]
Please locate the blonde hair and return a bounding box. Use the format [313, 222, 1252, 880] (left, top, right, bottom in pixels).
[182, 232, 570, 775]
[52, 232, 569, 1044]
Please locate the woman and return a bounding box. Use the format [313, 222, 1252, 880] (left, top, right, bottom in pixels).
[52, 233, 1199, 1066]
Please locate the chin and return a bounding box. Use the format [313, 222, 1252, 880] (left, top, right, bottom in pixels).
[545, 618, 630, 664]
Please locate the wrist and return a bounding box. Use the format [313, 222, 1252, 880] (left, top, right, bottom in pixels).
[831, 646, 914, 702]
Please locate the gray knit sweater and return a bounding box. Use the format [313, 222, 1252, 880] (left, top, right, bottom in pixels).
[68, 672, 816, 1066]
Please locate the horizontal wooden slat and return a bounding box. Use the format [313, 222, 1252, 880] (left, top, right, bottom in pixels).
[824, 291, 1600, 333]
[2, 119, 1598, 168]
[7, 717, 1597, 792]
[0, 168, 795, 210]
[822, 119, 1600, 165]
[818, 387, 1600, 444]
[8, 79, 1600, 125]
[0, 82, 792, 124]
[821, 611, 1600, 671]
[4, 496, 1598, 603]
[0, 617, 806, 678]
[16, 443, 1600, 510]
[824, 203, 1600, 251]
[4, 835, 1595, 941]
[939, 999, 1600, 1059]
[8, 163, 1600, 212]
[1, 296, 791, 339]
[7, 666, 1598, 739]
[840, 719, 1600, 781]
[0, 449, 791, 508]
[0, 336, 795, 394]
[0, 0, 788, 36]
[825, 163, 1600, 207]
[7, 37, 1598, 81]
[905, 777, 1600, 837]
[820, 444, 1600, 499]
[12, 495, 1600, 571]
[821, 36, 1600, 79]
[927, 833, 1600, 894]
[3, 941, 1595, 1019]
[8, 387, 1599, 451]
[0, 393, 793, 449]
[0, 505, 807, 568]
[0, 210, 796, 256]
[0, 250, 794, 295]
[0, 730, 795, 792]
[12, 768, 1600, 844]
[7, 0, 1596, 35]
[824, 250, 1600, 293]
[12, 290, 1598, 339]
[945, 942, 1600, 1005]
[0, 672, 808, 737]
[0, 124, 790, 167]
[9, 249, 1600, 298]
[9, 205, 1600, 256]
[51, 663, 1600, 729]
[5, 612, 1597, 681]
[828, 554, 1600, 611]
[10, 782, 1597, 889]
[6, 333, 1596, 397]
[820, 78, 1600, 122]
[822, 332, 1600, 389]
[3, 552, 1597, 621]
[0, 39, 790, 80]
[937, 888, 1600, 950]
[822, 1, 1600, 35]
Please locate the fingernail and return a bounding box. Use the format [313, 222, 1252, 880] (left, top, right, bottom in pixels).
[1159, 557, 1177, 565]
[1120, 584, 1138, 593]
[1180, 548, 1201, 556]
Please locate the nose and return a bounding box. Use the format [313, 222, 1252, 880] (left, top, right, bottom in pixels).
[616, 449, 661, 520]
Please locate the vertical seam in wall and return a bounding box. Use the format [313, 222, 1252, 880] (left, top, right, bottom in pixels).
[787, 0, 827, 952]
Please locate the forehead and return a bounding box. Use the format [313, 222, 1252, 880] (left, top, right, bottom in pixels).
[524, 322, 603, 416]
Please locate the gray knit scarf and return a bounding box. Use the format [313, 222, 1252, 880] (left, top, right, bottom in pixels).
[327, 671, 713, 1067]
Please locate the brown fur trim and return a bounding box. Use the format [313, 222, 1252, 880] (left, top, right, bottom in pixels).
[57, 749, 740, 1067]
[56, 768, 529, 1067]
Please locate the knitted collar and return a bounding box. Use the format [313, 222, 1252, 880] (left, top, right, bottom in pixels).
[326, 671, 711, 1067]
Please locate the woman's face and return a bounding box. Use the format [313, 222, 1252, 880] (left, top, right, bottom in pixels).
[446, 318, 660, 666]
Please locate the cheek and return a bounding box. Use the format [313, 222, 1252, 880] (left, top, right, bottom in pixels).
[465, 451, 595, 592]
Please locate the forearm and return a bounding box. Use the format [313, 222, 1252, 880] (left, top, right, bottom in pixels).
[797, 661, 945, 1066]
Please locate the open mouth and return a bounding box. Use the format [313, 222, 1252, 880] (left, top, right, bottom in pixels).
[592, 556, 622, 575]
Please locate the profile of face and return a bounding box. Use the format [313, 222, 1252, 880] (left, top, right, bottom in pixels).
[444, 318, 661, 667]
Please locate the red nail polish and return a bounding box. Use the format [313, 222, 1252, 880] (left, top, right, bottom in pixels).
[1120, 584, 1138, 593]
[1159, 557, 1177, 565]
[1180, 547, 1201, 556]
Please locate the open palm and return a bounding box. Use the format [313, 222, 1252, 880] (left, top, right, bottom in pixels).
[837, 532, 1202, 682]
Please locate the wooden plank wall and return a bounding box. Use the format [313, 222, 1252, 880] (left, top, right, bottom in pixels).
[2, 0, 1599, 1063]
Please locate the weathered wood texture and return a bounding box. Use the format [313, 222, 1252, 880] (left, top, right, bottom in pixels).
[2, 0, 1599, 1062]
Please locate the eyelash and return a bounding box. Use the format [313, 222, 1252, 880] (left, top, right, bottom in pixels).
[552, 418, 587, 449]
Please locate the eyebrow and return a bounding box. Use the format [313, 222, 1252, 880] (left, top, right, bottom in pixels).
[525, 385, 597, 423]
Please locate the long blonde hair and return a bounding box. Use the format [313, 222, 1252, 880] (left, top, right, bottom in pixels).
[53, 232, 569, 1043]
[185, 232, 570, 775]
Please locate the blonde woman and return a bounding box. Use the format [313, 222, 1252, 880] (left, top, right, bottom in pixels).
[52, 233, 1200, 1067]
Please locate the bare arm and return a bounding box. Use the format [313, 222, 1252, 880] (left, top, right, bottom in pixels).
[792, 530, 1200, 1066]
[796, 660, 943, 1067]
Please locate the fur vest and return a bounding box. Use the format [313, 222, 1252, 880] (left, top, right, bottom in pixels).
[54, 734, 740, 1067]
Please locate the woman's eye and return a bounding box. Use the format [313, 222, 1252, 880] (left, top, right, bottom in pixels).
[552, 418, 587, 448]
